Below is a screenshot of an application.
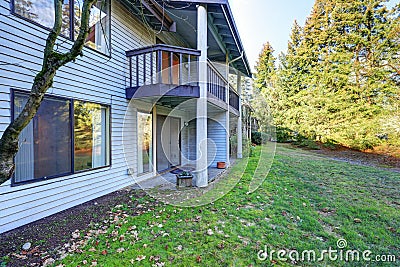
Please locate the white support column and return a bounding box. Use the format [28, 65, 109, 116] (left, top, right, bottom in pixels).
[225, 54, 230, 166]
[195, 4, 208, 187]
[237, 73, 243, 159]
[249, 116, 252, 143]
[152, 106, 157, 175]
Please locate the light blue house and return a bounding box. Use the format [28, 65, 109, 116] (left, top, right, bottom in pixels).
[0, 0, 251, 233]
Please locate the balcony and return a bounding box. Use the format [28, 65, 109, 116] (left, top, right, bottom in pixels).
[126, 44, 240, 112]
[126, 44, 201, 99]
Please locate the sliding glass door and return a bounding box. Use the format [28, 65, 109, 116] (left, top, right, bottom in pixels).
[137, 112, 152, 175]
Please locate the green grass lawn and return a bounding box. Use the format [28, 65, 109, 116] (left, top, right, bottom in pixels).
[58, 144, 399, 266]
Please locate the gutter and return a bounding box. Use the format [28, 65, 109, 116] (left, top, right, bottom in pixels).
[221, 4, 251, 76]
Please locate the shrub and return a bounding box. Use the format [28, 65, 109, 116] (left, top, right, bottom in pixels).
[294, 138, 320, 150]
[251, 132, 262, 145]
[322, 139, 339, 150]
[276, 127, 295, 143]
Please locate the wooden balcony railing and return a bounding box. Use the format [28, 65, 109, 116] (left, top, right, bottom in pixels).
[126, 44, 240, 111]
[229, 89, 240, 111]
[207, 61, 226, 101]
[207, 61, 240, 111]
[126, 44, 201, 89]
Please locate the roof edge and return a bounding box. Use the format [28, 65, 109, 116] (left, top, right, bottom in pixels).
[166, 0, 252, 76]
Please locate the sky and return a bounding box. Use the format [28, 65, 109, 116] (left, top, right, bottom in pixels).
[229, 0, 315, 72]
[229, 0, 397, 72]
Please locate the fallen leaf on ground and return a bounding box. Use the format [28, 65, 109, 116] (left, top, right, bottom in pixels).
[196, 255, 202, 263]
[42, 258, 55, 267]
[11, 253, 27, 259]
[136, 255, 146, 261]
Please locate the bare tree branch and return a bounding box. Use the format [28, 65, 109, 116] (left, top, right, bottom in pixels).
[0, 0, 98, 183]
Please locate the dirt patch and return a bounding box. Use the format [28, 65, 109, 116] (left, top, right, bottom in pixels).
[312, 145, 400, 172]
[283, 143, 400, 172]
[0, 188, 147, 267]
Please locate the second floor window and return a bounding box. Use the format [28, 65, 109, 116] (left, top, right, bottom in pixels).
[12, 0, 111, 55]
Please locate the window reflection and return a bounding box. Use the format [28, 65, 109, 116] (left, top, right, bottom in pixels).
[14, 93, 72, 182]
[14, 0, 70, 36]
[138, 112, 152, 175]
[13, 0, 111, 55]
[74, 101, 109, 171]
[74, 0, 110, 54]
[13, 92, 110, 184]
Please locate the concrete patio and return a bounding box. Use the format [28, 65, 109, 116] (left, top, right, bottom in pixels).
[131, 160, 236, 191]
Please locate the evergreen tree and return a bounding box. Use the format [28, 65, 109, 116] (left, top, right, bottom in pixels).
[253, 42, 277, 132]
[253, 0, 400, 153]
[254, 42, 276, 90]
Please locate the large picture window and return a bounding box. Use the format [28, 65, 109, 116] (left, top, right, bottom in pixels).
[12, 0, 111, 55]
[14, 93, 72, 181]
[13, 91, 110, 184]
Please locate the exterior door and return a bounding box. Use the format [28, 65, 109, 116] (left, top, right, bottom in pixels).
[156, 115, 181, 172]
[156, 115, 169, 171]
[169, 117, 180, 167]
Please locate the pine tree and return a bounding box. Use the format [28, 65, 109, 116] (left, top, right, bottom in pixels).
[254, 42, 276, 90]
[253, 0, 400, 153]
[276, 21, 309, 134]
[253, 42, 277, 132]
[279, 20, 305, 95]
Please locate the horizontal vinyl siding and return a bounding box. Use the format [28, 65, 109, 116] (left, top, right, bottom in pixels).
[207, 112, 227, 167]
[187, 119, 197, 162]
[0, 0, 155, 233]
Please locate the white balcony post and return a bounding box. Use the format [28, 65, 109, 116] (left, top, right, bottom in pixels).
[195, 4, 208, 187]
[152, 106, 157, 175]
[225, 54, 230, 166]
[237, 73, 243, 158]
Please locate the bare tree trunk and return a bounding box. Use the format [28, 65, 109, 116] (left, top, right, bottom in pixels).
[0, 0, 97, 184]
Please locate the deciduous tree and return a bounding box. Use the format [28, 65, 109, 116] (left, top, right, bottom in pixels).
[0, 0, 98, 184]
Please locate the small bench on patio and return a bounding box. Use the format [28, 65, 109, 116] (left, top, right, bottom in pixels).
[176, 171, 193, 187]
